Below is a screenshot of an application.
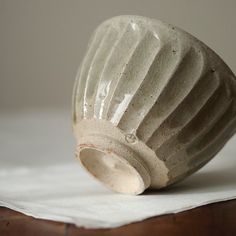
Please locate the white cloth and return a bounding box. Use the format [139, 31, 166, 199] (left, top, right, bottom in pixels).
[0, 110, 236, 228]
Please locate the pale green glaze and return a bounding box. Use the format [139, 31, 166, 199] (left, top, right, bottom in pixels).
[72, 15, 236, 194]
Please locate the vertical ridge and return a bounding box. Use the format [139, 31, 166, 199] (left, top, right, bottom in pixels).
[93, 22, 144, 119]
[169, 102, 236, 179]
[106, 31, 161, 124]
[155, 81, 232, 162]
[146, 71, 221, 149]
[117, 42, 182, 133]
[137, 47, 206, 142]
[82, 26, 119, 119]
[73, 25, 109, 122]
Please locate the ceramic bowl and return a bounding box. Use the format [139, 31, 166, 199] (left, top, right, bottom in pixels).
[72, 15, 236, 194]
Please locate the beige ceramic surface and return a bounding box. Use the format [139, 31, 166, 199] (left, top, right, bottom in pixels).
[72, 15, 236, 195]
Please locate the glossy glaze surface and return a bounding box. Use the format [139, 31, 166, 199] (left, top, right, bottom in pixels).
[73, 15, 236, 194]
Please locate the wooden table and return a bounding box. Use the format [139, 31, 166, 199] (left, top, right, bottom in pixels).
[0, 200, 236, 236]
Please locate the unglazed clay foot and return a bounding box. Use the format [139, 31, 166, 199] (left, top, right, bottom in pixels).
[72, 15, 236, 195]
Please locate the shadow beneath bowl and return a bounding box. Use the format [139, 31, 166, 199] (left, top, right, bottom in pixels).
[145, 163, 236, 195]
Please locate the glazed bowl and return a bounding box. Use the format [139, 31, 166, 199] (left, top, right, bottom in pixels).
[72, 15, 236, 194]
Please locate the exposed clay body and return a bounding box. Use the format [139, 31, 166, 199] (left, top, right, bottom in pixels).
[73, 15, 236, 194]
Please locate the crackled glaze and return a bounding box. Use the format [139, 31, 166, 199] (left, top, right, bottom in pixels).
[72, 15, 236, 194]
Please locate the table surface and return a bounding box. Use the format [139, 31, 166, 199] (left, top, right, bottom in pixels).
[0, 199, 236, 236]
